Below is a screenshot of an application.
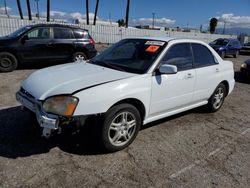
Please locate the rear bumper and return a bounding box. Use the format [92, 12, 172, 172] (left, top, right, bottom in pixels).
[228, 79, 235, 95]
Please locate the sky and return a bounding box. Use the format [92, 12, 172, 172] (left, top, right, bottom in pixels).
[0, 0, 250, 29]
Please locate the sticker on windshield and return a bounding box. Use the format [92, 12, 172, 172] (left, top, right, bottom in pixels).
[145, 41, 165, 46]
[145, 45, 160, 53]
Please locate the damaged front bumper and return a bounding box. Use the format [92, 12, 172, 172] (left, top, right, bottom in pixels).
[16, 89, 68, 137]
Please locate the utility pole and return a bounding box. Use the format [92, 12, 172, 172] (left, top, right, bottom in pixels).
[47, 0, 50, 22]
[35, 0, 40, 19]
[4, 0, 8, 15]
[16, 0, 23, 19]
[93, 0, 99, 25]
[152, 12, 155, 29]
[223, 21, 226, 34]
[86, 0, 89, 25]
[26, 0, 32, 20]
[125, 0, 130, 28]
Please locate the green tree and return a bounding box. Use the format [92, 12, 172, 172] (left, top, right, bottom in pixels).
[209, 17, 218, 34]
[117, 19, 125, 27]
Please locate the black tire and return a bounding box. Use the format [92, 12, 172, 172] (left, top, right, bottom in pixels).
[72, 52, 87, 62]
[207, 83, 226, 112]
[101, 104, 141, 152]
[233, 50, 239, 58]
[0, 52, 18, 72]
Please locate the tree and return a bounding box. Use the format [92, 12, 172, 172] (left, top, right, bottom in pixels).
[117, 19, 125, 27]
[93, 0, 99, 25]
[209, 17, 218, 34]
[16, 0, 23, 19]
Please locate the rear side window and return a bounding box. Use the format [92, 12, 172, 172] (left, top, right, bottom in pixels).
[53, 28, 74, 39]
[192, 43, 217, 67]
[73, 30, 90, 39]
[161, 43, 193, 71]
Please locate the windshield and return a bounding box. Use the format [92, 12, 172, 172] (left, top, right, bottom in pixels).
[90, 39, 166, 74]
[8, 26, 31, 37]
[212, 39, 229, 46]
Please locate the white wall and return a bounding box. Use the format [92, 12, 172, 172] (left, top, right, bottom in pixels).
[0, 16, 237, 44]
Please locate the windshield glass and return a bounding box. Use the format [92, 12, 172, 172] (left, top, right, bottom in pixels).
[8, 26, 31, 37]
[212, 39, 229, 46]
[90, 39, 166, 74]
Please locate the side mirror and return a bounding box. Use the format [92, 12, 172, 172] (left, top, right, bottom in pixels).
[159, 64, 177, 74]
[21, 35, 29, 44]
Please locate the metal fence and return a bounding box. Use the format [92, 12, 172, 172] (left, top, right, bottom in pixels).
[0, 16, 237, 44]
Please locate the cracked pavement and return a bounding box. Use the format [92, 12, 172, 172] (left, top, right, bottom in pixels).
[0, 48, 250, 187]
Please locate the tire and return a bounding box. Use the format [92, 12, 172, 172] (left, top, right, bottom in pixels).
[0, 52, 18, 72]
[101, 104, 141, 152]
[72, 52, 87, 62]
[233, 50, 239, 58]
[207, 83, 226, 112]
[220, 51, 225, 58]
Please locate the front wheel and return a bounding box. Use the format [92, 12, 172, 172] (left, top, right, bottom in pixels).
[0, 52, 18, 72]
[233, 50, 239, 58]
[207, 83, 226, 112]
[101, 104, 141, 152]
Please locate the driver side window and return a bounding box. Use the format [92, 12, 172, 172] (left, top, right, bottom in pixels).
[161, 43, 193, 71]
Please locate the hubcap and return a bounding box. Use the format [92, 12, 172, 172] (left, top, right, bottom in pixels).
[108, 112, 136, 147]
[0, 56, 12, 68]
[74, 54, 86, 62]
[212, 87, 224, 110]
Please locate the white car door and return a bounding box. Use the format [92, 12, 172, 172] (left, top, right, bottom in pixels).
[191, 43, 222, 102]
[149, 43, 196, 117]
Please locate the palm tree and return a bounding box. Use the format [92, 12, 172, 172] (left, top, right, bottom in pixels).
[86, 0, 89, 25]
[47, 0, 50, 22]
[93, 0, 99, 25]
[125, 0, 130, 28]
[16, 0, 23, 19]
[26, 0, 32, 20]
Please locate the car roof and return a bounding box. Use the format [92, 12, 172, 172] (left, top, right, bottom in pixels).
[26, 24, 88, 31]
[126, 36, 208, 44]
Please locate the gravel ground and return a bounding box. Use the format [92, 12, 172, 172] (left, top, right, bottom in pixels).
[0, 46, 250, 187]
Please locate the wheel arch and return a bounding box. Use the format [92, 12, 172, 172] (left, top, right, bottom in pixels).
[220, 80, 229, 96]
[109, 98, 146, 122]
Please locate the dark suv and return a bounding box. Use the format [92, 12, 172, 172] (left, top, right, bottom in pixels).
[209, 38, 241, 58]
[0, 24, 97, 72]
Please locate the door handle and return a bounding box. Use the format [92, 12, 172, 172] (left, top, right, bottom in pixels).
[215, 68, 220, 72]
[186, 73, 194, 79]
[46, 42, 53, 47]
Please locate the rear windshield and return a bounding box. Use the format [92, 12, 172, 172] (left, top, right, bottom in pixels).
[73, 30, 90, 39]
[90, 39, 166, 74]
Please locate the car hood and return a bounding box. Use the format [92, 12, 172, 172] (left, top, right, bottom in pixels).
[0, 36, 14, 45]
[209, 44, 224, 49]
[22, 62, 137, 100]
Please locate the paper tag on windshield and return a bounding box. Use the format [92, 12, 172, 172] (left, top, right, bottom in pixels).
[145, 41, 165, 46]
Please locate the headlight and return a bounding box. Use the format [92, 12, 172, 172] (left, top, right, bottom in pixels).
[241, 63, 247, 69]
[43, 96, 79, 116]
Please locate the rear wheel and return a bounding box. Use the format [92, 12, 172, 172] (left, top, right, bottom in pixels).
[207, 83, 226, 112]
[0, 52, 18, 72]
[101, 104, 141, 152]
[72, 52, 87, 62]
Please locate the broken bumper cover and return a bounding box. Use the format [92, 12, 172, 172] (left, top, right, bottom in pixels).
[16, 90, 59, 130]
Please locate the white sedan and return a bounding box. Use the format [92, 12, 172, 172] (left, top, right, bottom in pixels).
[16, 37, 235, 152]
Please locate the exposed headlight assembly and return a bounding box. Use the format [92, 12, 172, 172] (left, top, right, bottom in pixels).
[43, 96, 79, 116]
[241, 63, 247, 69]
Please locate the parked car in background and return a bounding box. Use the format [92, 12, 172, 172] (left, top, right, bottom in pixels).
[16, 37, 235, 152]
[241, 59, 250, 80]
[209, 38, 241, 58]
[0, 24, 97, 72]
[240, 42, 250, 54]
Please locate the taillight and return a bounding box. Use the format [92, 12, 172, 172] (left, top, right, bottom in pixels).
[89, 37, 95, 45]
